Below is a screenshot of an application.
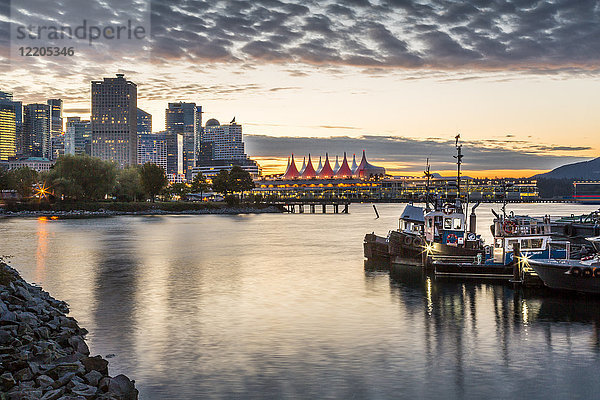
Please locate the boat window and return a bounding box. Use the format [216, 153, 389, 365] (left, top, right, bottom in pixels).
[507, 239, 519, 250]
[453, 218, 462, 230]
[522, 238, 544, 250]
[444, 218, 452, 229]
[495, 238, 503, 248]
[427, 218, 433, 228]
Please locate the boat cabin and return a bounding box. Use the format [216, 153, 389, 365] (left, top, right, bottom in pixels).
[489, 215, 570, 264]
[399, 204, 425, 235]
[424, 203, 467, 246]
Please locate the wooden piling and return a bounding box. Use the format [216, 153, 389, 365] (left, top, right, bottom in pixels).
[512, 242, 522, 283]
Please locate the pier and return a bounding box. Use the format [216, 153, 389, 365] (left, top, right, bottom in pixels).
[274, 200, 351, 214]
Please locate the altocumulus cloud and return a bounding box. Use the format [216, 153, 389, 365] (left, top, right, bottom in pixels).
[149, 0, 600, 73]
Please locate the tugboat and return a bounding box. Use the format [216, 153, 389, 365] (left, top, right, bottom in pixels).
[528, 237, 600, 294]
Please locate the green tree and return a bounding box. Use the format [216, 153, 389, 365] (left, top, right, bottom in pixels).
[45, 155, 117, 201]
[228, 166, 255, 200]
[113, 167, 144, 202]
[167, 182, 191, 200]
[190, 172, 210, 198]
[0, 168, 9, 191]
[7, 167, 39, 199]
[211, 170, 230, 196]
[140, 163, 168, 202]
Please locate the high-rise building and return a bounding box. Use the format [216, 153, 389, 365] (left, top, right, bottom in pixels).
[47, 99, 63, 137]
[23, 103, 51, 158]
[50, 134, 64, 161]
[91, 74, 137, 168]
[165, 102, 201, 179]
[0, 91, 22, 156]
[137, 108, 152, 134]
[193, 117, 261, 178]
[201, 118, 246, 160]
[137, 132, 167, 171]
[164, 131, 184, 175]
[0, 105, 16, 161]
[65, 117, 92, 155]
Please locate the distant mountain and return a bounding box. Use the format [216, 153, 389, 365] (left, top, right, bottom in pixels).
[534, 157, 600, 180]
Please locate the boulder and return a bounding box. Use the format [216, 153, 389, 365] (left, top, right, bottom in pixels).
[82, 356, 109, 375]
[36, 374, 55, 388]
[107, 375, 138, 400]
[0, 371, 16, 390]
[84, 370, 103, 386]
[40, 388, 65, 400]
[71, 383, 99, 398]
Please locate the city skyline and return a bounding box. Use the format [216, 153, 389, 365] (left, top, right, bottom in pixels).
[1, 0, 599, 177]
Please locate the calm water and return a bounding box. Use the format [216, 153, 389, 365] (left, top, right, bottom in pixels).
[2, 203, 600, 399]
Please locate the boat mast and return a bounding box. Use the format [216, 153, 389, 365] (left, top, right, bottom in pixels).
[424, 157, 432, 212]
[453, 134, 463, 203]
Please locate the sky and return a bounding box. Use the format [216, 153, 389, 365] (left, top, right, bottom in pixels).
[1, 0, 599, 177]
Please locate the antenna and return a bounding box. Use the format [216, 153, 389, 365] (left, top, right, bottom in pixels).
[453, 134, 463, 200]
[424, 157, 432, 212]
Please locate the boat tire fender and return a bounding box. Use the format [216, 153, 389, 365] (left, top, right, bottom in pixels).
[404, 235, 413, 246]
[583, 268, 593, 278]
[564, 224, 577, 237]
[594, 268, 600, 278]
[413, 237, 423, 247]
[571, 267, 582, 277]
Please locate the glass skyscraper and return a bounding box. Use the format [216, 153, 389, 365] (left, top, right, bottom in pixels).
[91, 74, 138, 168]
[23, 103, 51, 159]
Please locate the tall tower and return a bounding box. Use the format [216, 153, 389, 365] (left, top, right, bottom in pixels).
[165, 102, 201, 178]
[0, 91, 22, 156]
[23, 103, 51, 158]
[91, 74, 138, 168]
[0, 105, 16, 161]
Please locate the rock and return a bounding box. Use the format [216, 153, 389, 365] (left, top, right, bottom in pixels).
[40, 388, 65, 400]
[7, 386, 43, 399]
[0, 327, 11, 344]
[107, 375, 138, 400]
[17, 311, 39, 327]
[0, 310, 17, 324]
[69, 336, 90, 356]
[84, 370, 103, 386]
[71, 383, 98, 398]
[14, 367, 34, 382]
[82, 355, 109, 375]
[46, 362, 85, 380]
[51, 372, 77, 389]
[16, 286, 34, 302]
[1, 371, 16, 390]
[36, 374, 55, 388]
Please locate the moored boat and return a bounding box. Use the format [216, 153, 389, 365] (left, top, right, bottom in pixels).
[528, 237, 600, 294]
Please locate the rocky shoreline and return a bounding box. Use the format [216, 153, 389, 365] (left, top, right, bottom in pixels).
[0, 205, 283, 219]
[0, 261, 138, 400]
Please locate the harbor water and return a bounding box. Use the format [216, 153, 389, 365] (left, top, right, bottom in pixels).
[1, 203, 600, 399]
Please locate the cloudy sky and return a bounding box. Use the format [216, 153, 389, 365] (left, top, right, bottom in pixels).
[1, 0, 599, 176]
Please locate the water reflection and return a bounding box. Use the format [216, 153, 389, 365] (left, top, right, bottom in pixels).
[35, 218, 49, 282]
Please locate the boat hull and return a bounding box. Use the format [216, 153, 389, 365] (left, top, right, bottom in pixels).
[387, 230, 424, 266]
[529, 260, 600, 294]
[363, 233, 390, 261]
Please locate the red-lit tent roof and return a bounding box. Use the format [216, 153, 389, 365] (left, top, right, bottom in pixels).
[283, 154, 300, 179]
[318, 153, 334, 178]
[300, 154, 316, 178]
[351, 153, 359, 174]
[335, 152, 353, 177]
[356, 150, 386, 178]
[333, 155, 340, 173]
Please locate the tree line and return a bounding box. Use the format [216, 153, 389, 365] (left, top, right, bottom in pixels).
[0, 154, 255, 203]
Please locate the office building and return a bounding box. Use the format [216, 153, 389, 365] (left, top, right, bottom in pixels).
[193, 117, 261, 178]
[0, 105, 16, 161]
[50, 134, 65, 161]
[137, 108, 152, 134]
[201, 118, 245, 160]
[0, 91, 22, 156]
[47, 99, 63, 137]
[65, 117, 92, 155]
[165, 102, 201, 179]
[91, 74, 137, 168]
[137, 132, 167, 171]
[165, 131, 183, 175]
[23, 103, 51, 158]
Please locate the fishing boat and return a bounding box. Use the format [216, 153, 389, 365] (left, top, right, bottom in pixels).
[528, 237, 600, 294]
[432, 210, 572, 280]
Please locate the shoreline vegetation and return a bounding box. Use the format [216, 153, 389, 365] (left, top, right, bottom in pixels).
[0, 202, 285, 218]
[0, 260, 138, 399]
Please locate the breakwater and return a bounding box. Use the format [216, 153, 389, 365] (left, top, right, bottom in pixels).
[0, 261, 138, 399]
[0, 205, 283, 219]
